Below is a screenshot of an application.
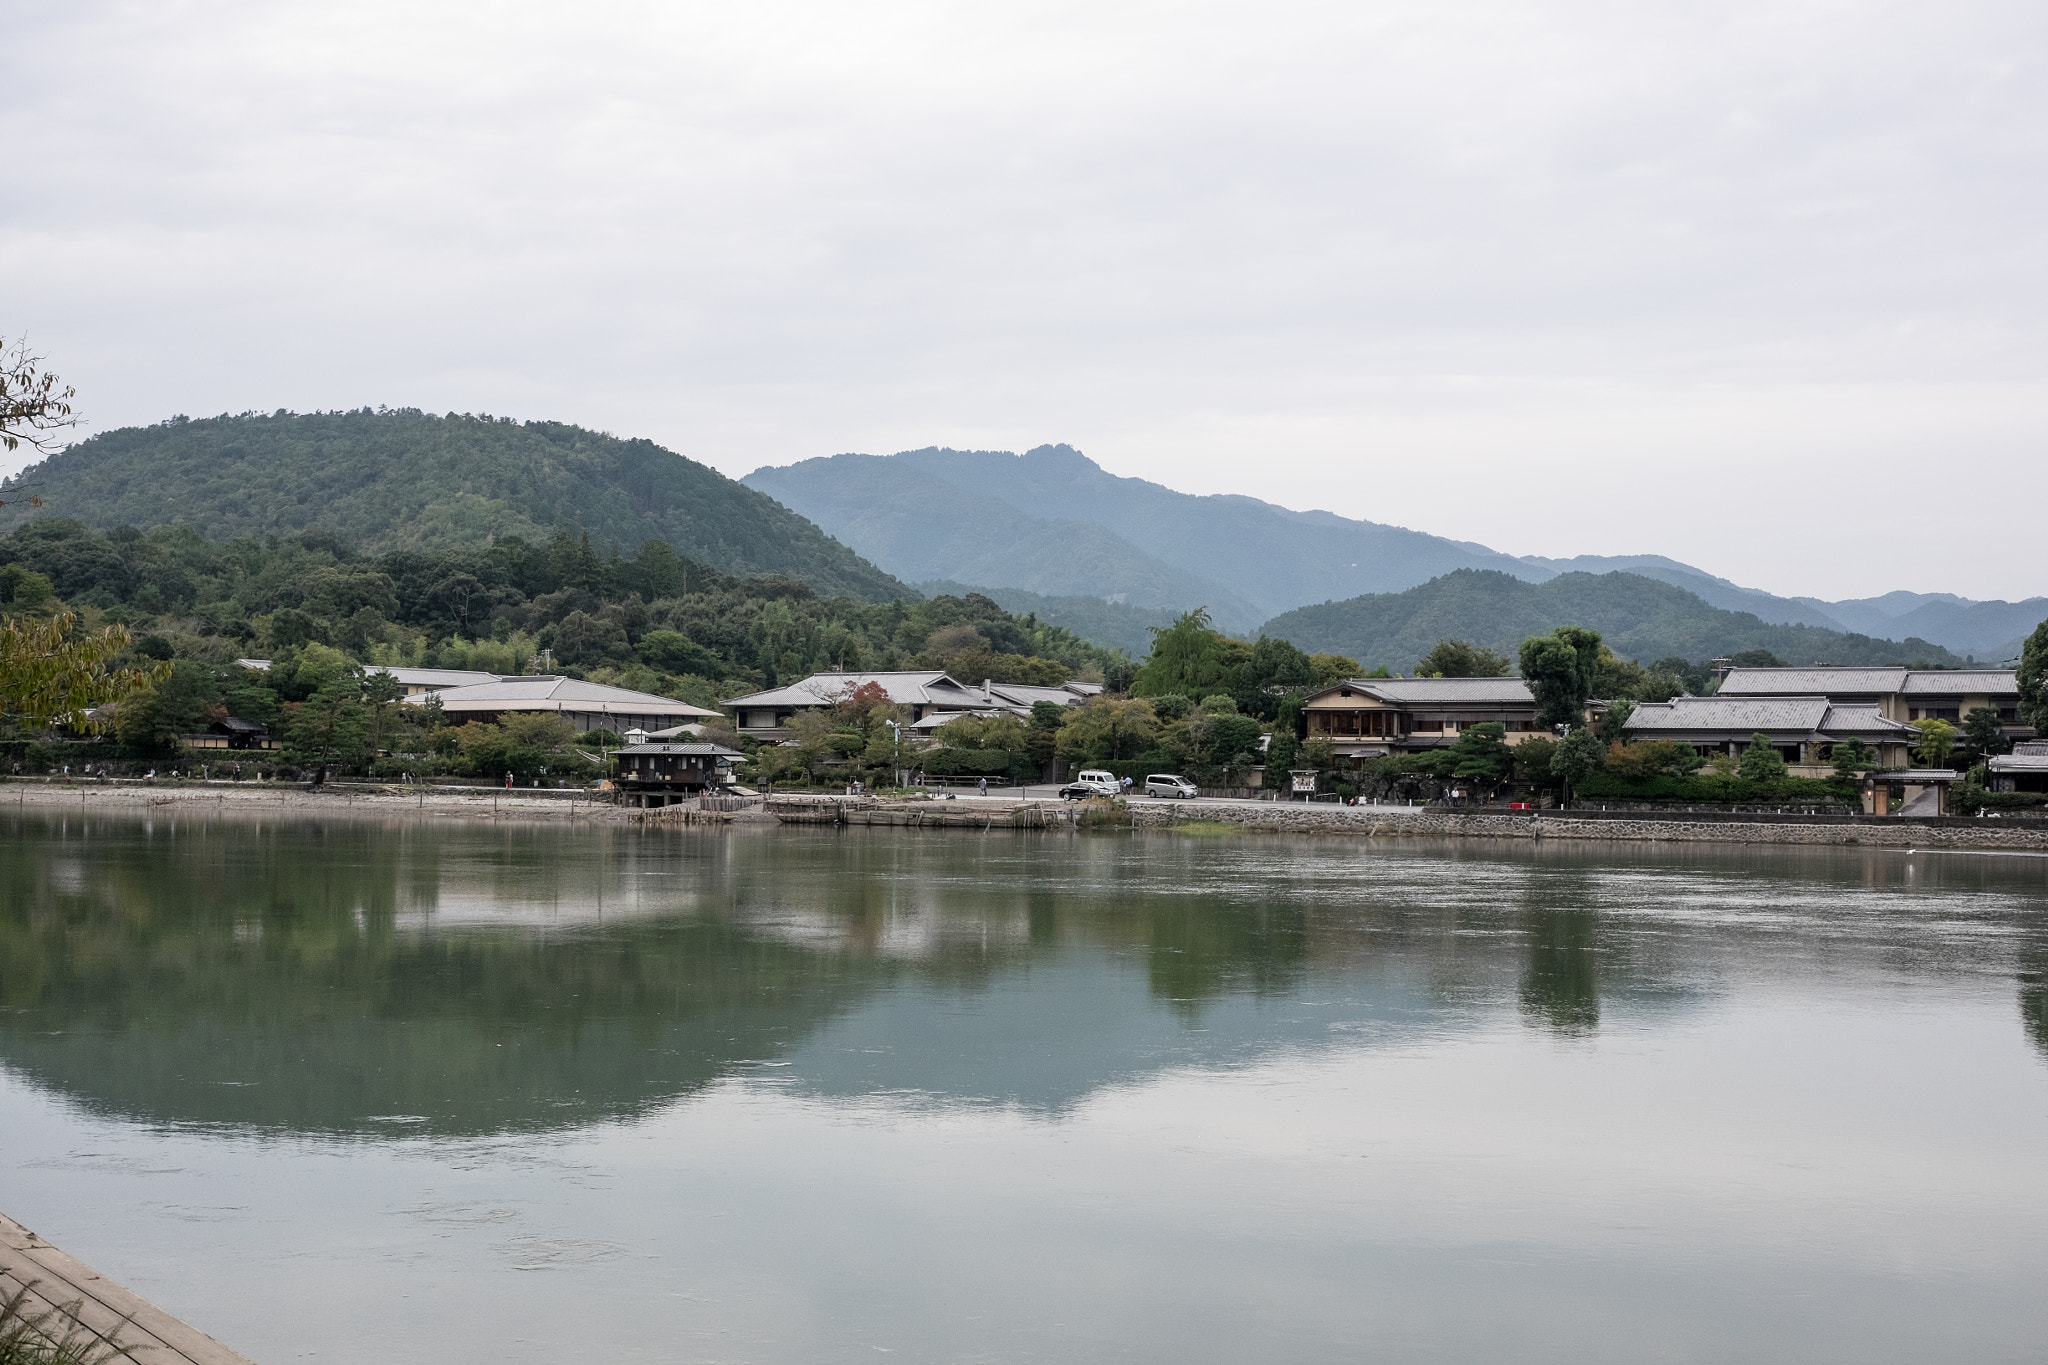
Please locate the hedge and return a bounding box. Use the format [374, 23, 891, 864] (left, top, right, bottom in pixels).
[1955, 787, 2048, 814]
[1575, 772, 1859, 805]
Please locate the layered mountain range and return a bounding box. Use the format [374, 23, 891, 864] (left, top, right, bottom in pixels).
[2, 414, 2034, 669]
[746, 444, 2040, 667]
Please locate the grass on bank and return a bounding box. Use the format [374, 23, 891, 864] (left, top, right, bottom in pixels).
[0, 1286, 140, 1365]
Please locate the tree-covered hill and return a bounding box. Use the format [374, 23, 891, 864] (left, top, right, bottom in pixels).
[1259, 570, 1971, 672]
[0, 408, 909, 603]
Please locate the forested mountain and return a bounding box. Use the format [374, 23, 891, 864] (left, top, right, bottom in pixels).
[1258, 570, 1971, 673]
[743, 443, 1549, 623]
[747, 453, 1266, 630]
[0, 518, 1125, 725]
[0, 409, 909, 602]
[1515, 553, 1852, 631]
[1798, 591, 2048, 662]
[917, 580, 1184, 657]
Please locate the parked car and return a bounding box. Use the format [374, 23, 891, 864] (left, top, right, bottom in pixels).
[1059, 769, 1122, 800]
[1144, 774, 1198, 799]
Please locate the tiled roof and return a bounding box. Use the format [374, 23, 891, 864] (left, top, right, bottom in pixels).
[1718, 667, 1907, 695]
[1311, 678, 1535, 705]
[1898, 670, 2019, 695]
[1989, 750, 2048, 773]
[409, 677, 720, 717]
[723, 671, 983, 710]
[1626, 695, 1832, 733]
[907, 706, 1030, 731]
[987, 682, 1095, 708]
[615, 742, 744, 757]
[1717, 666, 2018, 697]
[366, 666, 504, 688]
[1819, 704, 1919, 736]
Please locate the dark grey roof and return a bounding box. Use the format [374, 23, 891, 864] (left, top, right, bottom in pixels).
[1898, 670, 2019, 695]
[615, 743, 745, 758]
[1989, 751, 2048, 773]
[1819, 704, 1920, 736]
[1626, 695, 1831, 734]
[1870, 769, 1961, 781]
[1718, 667, 1906, 695]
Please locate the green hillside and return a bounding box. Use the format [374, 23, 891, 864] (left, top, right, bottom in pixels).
[0, 409, 909, 602]
[1259, 570, 1970, 671]
[917, 580, 1183, 657]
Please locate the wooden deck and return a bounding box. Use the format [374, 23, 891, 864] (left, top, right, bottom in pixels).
[0, 1213, 256, 1365]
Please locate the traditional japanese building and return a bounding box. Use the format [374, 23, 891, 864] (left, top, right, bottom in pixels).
[1620, 694, 1921, 774]
[613, 741, 746, 807]
[1298, 677, 1543, 760]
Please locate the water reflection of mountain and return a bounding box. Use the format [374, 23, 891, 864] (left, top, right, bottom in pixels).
[4, 811, 2043, 1137]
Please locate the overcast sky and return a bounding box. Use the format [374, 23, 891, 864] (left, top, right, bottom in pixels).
[6, 1, 2044, 600]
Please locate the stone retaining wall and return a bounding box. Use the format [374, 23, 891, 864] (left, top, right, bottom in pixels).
[1129, 802, 2048, 850]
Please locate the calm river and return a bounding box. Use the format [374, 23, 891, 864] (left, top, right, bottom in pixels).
[4, 810, 2048, 1363]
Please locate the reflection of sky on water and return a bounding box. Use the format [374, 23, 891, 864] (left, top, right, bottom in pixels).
[5, 813, 2048, 1363]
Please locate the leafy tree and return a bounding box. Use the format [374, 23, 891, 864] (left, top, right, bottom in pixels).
[1417, 639, 1510, 678]
[1601, 739, 1706, 779]
[1549, 726, 1604, 804]
[284, 668, 373, 777]
[0, 334, 79, 457]
[1595, 698, 1635, 745]
[2019, 618, 2048, 733]
[1263, 724, 1298, 782]
[1512, 734, 1559, 787]
[1738, 732, 1788, 782]
[1519, 625, 1602, 730]
[1132, 609, 1229, 699]
[1911, 717, 1958, 768]
[0, 564, 53, 609]
[1727, 649, 1786, 668]
[1448, 721, 1512, 798]
[1830, 737, 1879, 777]
[1055, 696, 1161, 762]
[1960, 706, 2009, 766]
[116, 659, 222, 754]
[451, 713, 586, 783]
[0, 612, 162, 731]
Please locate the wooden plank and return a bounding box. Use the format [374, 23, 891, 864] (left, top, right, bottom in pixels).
[0, 1213, 258, 1365]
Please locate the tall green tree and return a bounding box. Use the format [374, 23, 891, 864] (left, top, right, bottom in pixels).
[1448, 721, 1512, 799]
[1132, 609, 1229, 699]
[1519, 625, 1602, 730]
[284, 668, 373, 778]
[1960, 706, 2009, 767]
[1911, 717, 1958, 768]
[1416, 638, 1510, 678]
[1549, 726, 1604, 805]
[2019, 618, 2048, 733]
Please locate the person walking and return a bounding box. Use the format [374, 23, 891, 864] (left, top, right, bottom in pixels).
[977, 776, 987, 797]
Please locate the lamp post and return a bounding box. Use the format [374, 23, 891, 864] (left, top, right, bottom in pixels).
[885, 719, 902, 789]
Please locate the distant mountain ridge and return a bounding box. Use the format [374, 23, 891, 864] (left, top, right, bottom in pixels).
[744, 444, 1552, 629]
[1257, 570, 1969, 673]
[745, 443, 2041, 660]
[0, 409, 911, 602]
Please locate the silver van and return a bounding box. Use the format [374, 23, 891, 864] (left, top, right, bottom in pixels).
[1144, 774, 1198, 799]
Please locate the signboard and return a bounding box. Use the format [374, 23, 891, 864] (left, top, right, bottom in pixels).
[1291, 773, 1318, 793]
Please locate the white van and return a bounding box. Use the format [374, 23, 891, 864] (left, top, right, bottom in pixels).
[1059, 769, 1122, 800]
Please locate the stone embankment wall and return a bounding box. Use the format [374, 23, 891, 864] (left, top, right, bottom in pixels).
[766, 797, 1078, 830]
[1129, 803, 2048, 850]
